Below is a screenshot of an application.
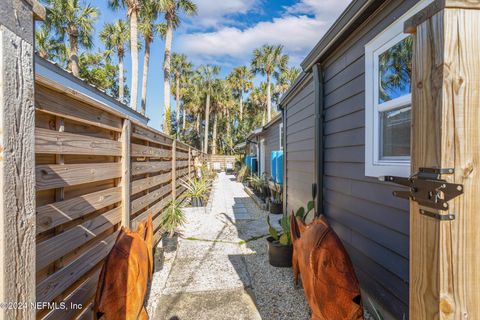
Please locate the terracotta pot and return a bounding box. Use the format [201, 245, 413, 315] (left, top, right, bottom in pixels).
[267, 236, 293, 267]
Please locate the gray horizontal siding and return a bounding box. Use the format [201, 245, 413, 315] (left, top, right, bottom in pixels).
[259, 120, 280, 177]
[320, 1, 419, 319]
[285, 80, 315, 215]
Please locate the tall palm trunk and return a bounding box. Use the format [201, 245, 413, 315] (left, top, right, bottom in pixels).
[118, 53, 125, 101]
[68, 32, 79, 77]
[163, 18, 173, 133]
[239, 93, 243, 121]
[226, 109, 231, 137]
[262, 109, 266, 126]
[141, 39, 151, 115]
[175, 75, 180, 126]
[266, 73, 271, 122]
[195, 114, 200, 132]
[212, 112, 218, 155]
[203, 94, 210, 154]
[129, 10, 139, 111]
[182, 106, 186, 130]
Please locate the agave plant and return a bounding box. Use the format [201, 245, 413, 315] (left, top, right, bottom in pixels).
[159, 200, 186, 237]
[180, 176, 212, 206]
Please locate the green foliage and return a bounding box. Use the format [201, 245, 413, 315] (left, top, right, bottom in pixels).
[159, 200, 186, 237]
[295, 200, 315, 220]
[236, 164, 248, 182]
[267, 214, 292, 246]
[78, 52, 130, 102]
[180, 176, 212, 203]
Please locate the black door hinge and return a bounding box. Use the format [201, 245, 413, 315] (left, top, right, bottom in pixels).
[381, 168, 463, 221]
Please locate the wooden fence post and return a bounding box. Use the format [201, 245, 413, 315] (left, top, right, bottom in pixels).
[121, 119, 131, 228]
[188, 146, 192, 178]
[405, 2, 480, 319]
[172, 140, 177, 200]
[0, 1, 44, 318]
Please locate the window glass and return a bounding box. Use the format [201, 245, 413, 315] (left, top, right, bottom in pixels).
[380, 105, 411, 158]
[378, 35, 413, 103]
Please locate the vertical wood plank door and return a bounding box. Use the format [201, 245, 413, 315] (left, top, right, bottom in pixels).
[407, 4, 480, 319]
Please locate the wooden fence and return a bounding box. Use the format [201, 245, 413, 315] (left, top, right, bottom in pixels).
[207, 155, 237, 171]
[34, 76, 203, 319]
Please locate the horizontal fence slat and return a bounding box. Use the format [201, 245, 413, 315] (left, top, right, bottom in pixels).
[36, 206, 122, 270]
[131, 195, 172, 229]
[42, 269, 101, 320]
[36, 163, 122, 190]
[131, 161, 171, 175]
[131, 173, 171, 195]
[131, 143, 171, 158]
[36, 231, 118, 303]
[131, 124, 173, 145]
[153, 195, 173, 230]
[36, 187, 122, 234]
[131, 184, 171, 215]
[35, 127, 122, 156]
[36, 86, 122, 132]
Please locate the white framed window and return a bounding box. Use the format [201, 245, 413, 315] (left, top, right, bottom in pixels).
[279, 123, 284, 150]
[365, 0, 432, 177]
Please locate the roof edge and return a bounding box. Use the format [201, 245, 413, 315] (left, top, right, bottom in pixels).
[300, 0, 377, 71]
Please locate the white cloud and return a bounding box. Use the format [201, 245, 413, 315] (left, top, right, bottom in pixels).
[177, 0, 351, 67]
[190, 0, 258, 28]
[178, 15, 325, 64]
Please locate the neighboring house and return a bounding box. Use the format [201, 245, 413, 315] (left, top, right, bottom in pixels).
[278, 0, 434, 319]
[246, 114, 283, 178]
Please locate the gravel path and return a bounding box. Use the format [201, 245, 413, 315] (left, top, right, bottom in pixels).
[146, 172, 310, 320]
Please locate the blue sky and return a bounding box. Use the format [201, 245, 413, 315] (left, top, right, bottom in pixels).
[91, 0, 351, 130]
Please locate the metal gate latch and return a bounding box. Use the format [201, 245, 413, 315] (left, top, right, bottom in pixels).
[380, 168, 464, 220]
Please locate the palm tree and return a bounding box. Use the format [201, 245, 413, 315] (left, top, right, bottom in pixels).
[171, 53, 192, 129]
[227, 66, 253, 121]
[248, 82, 269, 125]
[251, 44, 289, 122]
[182, 74, 202, 134]
[100, 20, 129, 102]
[139, 0, 164, 115]
[43, 0, 98, 77]
[108, 0, 142, 111]
[276, 66, 301, 95]
[211, 80, 234, 155]
[159, 0, 197, 134]
[35, 26, 61, 60]
[198, 65, 220, 154]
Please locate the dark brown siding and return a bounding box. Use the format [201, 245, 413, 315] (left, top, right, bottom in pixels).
[320, 1, 419, 319]
[258, 119, 281, 177]
[284, 79, 315, 215]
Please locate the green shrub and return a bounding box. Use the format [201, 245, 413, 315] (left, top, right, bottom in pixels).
[159, 200, 186, 237]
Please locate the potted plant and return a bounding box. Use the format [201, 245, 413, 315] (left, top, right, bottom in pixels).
[159, 200, 186, 251]
[269, 182, 283, 214]
[180, 177, 212, 207]
[266, 215, 293, 267]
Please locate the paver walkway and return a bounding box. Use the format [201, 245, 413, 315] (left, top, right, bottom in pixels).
[146, 172, 310, 320]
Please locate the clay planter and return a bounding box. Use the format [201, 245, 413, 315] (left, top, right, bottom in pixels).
[269, 202, 283, 214]
[267, 236, 293, 267]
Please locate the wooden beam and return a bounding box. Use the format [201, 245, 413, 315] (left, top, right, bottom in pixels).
[407, 6, 480, 319]
[171, 140, 177, 200]
[121, 119, 131, 227]
[36, 163, 122, 190]
[35, 127, 122, 156]
[0, 2, 39, 318]
[36, 186, 122, 234]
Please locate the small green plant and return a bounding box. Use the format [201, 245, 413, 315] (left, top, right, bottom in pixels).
[159, 200, 186, 237]
[180, 176, 213, 203]
[271, 182, 282, 204]
[267, 214, 292, 245]
[294, 200, 315, 220]
[236, 164, 248, 182]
